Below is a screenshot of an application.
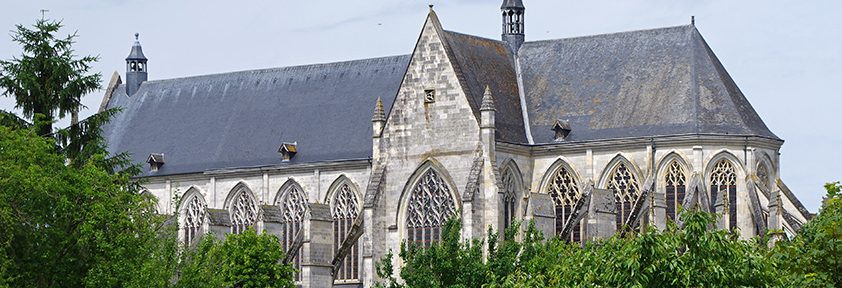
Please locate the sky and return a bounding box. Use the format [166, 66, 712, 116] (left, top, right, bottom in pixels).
[0, 0, 839, 211]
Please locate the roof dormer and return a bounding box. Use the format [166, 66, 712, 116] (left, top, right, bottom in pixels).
[278, 142, 298, 162]
[552, 119, 571, 141]
[147, 153, 165, 172]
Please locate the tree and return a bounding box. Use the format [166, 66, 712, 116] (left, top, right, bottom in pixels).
[375, 209, 795, 288]
[773, 182, 842, 287]
[0, 18, 101, 136]
[176, 230, 295, 288]
[0, 125, 176, 287]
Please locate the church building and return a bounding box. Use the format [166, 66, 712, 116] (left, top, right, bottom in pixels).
[100, 1, 811, 287]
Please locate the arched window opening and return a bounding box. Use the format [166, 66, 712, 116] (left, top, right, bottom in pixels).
[501, 167, 518, 231]
[332, 183, 360, 282]
[710, 159, 737, 230]
[182, 194, 204, 244]
[230, 189, 258, 235]
[406, 169, 457, 248]
[278, 184, 308, 281]
[547, 165, 582, 242]
[607, 163, 641, 231]
[665, 161, 687, 222]
[757, 163, 770, 192]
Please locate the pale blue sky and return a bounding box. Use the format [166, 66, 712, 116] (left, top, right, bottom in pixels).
[1, 0, 839, 211]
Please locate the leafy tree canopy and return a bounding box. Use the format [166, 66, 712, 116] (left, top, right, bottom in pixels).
[176, 230, 296, 288]
[377, 194, 842, 288]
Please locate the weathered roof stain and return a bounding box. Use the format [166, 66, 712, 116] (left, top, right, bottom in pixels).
[518, 25, 776, 143]
[103, 24, 777, 176]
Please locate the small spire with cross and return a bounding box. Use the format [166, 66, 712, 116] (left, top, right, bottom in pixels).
[39, 9, 49, 19]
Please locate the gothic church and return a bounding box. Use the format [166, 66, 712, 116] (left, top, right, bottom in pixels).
[101, 1, 811, 287]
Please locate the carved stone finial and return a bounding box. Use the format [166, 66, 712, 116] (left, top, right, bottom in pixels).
[135, 32, 139, 41]
[480, 85, 495, 112]
[372, 96, 386, 122]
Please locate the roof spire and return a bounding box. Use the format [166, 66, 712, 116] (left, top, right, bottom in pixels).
[429, 4, 434, 10]
[501, 0, 525, 53]
[691, 16, 695, 25]
[126, 33, 148, 96]
[481, 85, 495, 111]
[372, 96, 386, 122]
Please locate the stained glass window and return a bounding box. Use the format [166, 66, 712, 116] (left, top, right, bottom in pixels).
[501, 167, 519, 231]
[710, 159, 738, 230]
[277, 184, 308, 281]
[182, 194, 204, 244]
[547, 165, 582, 242]
[230, 188, 258, 235]
[332, 183, 360, 281]
[406, 169, 457, 248]
[607, 163, 641, 231]
[665, 161, 687, 222]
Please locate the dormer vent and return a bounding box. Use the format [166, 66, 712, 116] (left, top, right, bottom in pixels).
[278, 142, 298, 162]
[552, 119, 571, 141]
[147, 153, 165, 172]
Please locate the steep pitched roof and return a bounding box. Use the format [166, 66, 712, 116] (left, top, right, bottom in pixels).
[440, 30, 528, 143]
[103, 55, 410, 176]
[518, 25, 778, 143]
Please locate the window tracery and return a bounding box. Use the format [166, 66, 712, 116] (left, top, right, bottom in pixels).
[278, 184, 308, 281]
[230, 189, 258, 235]
[546, 165, 582, 242]
[182, 194, 204, 244]
[607, 162, 641, 230]
[665, 160, 687, 222]
[332, 183, 360, 281]
[710, 159, 738, 230]
[501, 167, 518, 231]
[406, 169, 457, 248]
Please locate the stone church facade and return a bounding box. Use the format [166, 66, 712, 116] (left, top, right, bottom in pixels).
[101, 1, 811, 287]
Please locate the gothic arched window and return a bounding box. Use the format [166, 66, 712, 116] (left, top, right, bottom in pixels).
[181, 194, 205, 244]
[501, 167, 519, 231]
[546, 165, 582, 242]
[277, 184, 308, 281]
[710, 159, 737, 230]
[332, 182, 360, 282]
[406, 169, 457, 248]
[757, 163, 770, 192]
[665, 161, 687, 222]
[229, 187, 258, 235]
[607, 162, 641, 230]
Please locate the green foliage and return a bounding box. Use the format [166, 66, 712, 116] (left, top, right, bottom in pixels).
[177, 230, 295, 288]
[0, 18, 101, 136]
[773, 182, 842, 287]
[0, 126, 174, 287]
[375, 207, 842, 288]
[0, 110, 28, 129]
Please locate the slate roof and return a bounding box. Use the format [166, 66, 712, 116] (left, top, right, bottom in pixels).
[518, 25, 778, 143]
[103, 55, 410, 176]
[441, 30, 527, 143]
[103, 23, 779, 177]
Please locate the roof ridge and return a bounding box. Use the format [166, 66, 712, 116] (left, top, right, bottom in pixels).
[443, 30, 506, 44]
[523, 24, 692, 45]
[139, 54, 410, 84]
